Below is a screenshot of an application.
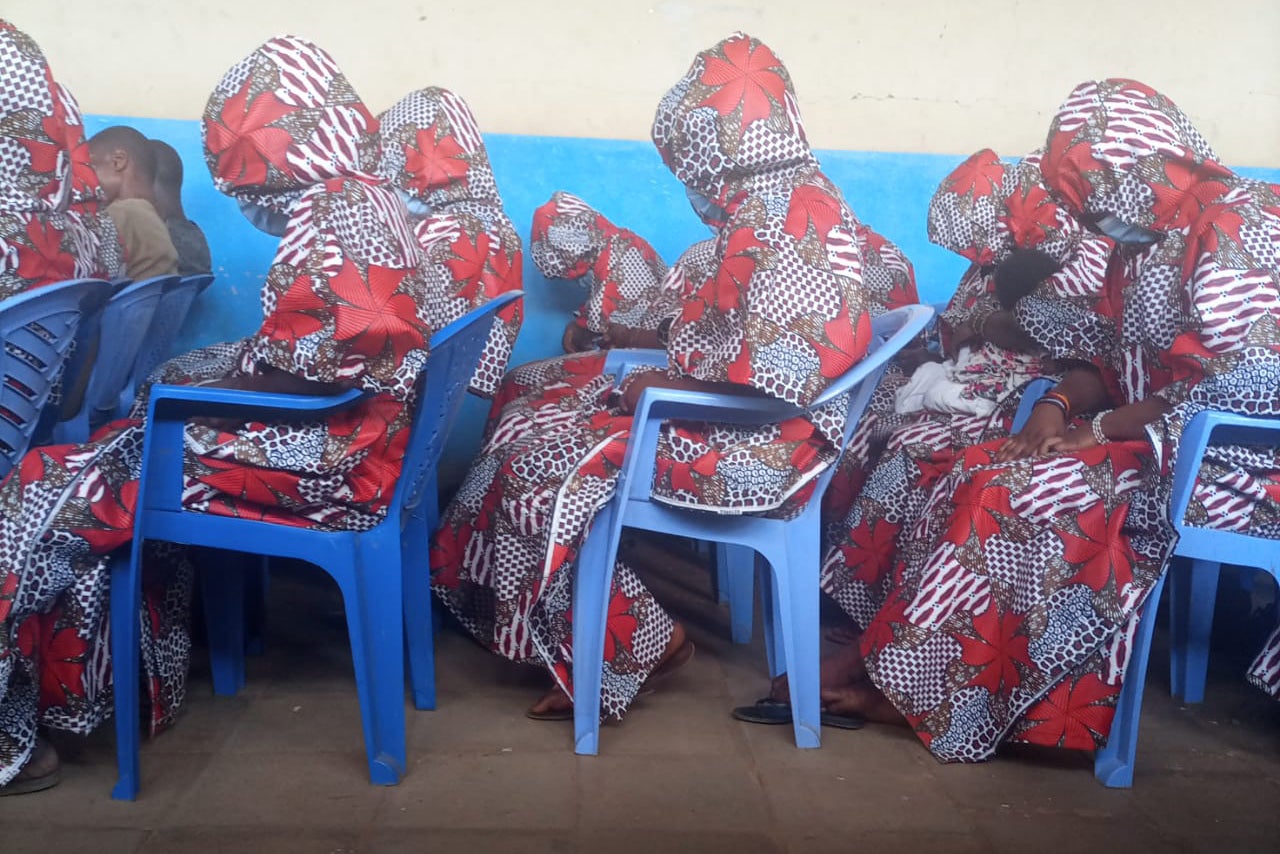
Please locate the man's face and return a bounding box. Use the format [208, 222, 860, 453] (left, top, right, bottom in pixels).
[89, 147, 124, 204]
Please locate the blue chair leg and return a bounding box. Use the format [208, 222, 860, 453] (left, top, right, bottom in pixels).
[714, 542, 730, 604]
[341, 537, 407, 785]
[1169, 557, 1220, 703]
[724, 543, 755, 644]
[572, 500, 620, 756]
[244, 556, 269, 656]
[110, 550, 141, 801]
[1095, 572, 1166, 788]
[200, 555, 247, 696]
[402, 506, 436, 711]
[765, 527, 821, 749]
[758, 554, 783, 679]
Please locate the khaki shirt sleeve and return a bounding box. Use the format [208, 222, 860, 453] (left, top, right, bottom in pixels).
[107, 199, 179, 280]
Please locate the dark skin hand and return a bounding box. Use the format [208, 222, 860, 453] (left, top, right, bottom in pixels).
[603, 323, 663, 350]
[561, 321, 598, 354]
[1042, 396, 1172, 454]
[946, 310, 1039, 359]
[980, 310, 1040, 353]
[896, 343, 944, 374]
[996, 365, 1110, 462]
[944, 316, 982, 359]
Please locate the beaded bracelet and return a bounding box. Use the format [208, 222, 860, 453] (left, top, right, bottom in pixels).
[1033, 395, 1068, 418]
[1033, 390, 1072, 420]
[1091, 410, 1112, 445]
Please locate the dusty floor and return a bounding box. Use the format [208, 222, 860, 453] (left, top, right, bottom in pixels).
[3, 539, 1278, 853]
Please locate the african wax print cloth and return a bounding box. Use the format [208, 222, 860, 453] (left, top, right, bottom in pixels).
[379, 87, 522, 396]
[0, 23, 107, 299]
[0, 35, 438, 785]
[819, 147, 1115, 607]
[432, 33, 873, 718]
[852, 80, 1280, 761]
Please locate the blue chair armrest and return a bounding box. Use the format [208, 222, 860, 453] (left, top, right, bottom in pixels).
[601, 348, 669, 385]
[618, 386, 802, 503]
[1169, 409, 1280, 531]
[140, 384, 366, 513]
[147, 383, 365, 421]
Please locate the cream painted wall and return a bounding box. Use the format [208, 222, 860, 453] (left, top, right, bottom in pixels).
[11, 0, 1280, 166]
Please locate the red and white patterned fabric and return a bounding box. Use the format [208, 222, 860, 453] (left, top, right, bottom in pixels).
[432, 33, 874, 718]
[927, 149, 1114, 363]
[0, 35, 438, 786]
[186, 35, 438, 528]
[0, 21, 107, 299]
[496, 195, 703, 416]
[378, 87, 523, 396]
[530, 190, 673, 341]
[819, 149, 1112, 637]
[1042, 79, 1280, 700]
[203, 35, 380, 218]
[850, 79, 1280, 762]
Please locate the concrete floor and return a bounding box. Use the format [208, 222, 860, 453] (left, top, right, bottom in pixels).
[3, 539, 1279, 854]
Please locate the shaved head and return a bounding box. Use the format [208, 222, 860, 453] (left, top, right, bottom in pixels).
[89, 125, 157, 181]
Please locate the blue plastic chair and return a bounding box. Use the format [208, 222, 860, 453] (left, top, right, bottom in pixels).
[1163, 411, 1280, 705]
[709, 302, 952, 644]
[117, 274, 214, 418]
[572, 304, 934, 754]
[1011, 376, 1056, 431]
[110, 292, 520, 799]
[1007, 375, 1170, 788]
[0, 279, 108, 478]
[53, 275, 175, 444]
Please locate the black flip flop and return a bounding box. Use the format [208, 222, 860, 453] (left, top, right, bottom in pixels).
[731, 697, 865, 730]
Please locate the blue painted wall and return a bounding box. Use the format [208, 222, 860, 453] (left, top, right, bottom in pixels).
[84, 115, 1280, 482]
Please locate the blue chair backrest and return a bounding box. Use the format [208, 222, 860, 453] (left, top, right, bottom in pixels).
[82, 275, 175, 421]
[120, 274, 213, 415]
[0, 279, 109, 477]
[390, 291, 522, 523]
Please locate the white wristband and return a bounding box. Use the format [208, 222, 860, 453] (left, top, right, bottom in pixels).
[1091, 410, 1112, 445]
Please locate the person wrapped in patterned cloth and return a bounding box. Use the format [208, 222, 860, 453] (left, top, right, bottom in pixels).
[377, 86, 524, 398]
[0, 34, 443, 794]
[745, 79, 1280, 763]
[430, 32, 875, 721]
[803, 151, 1114, 656]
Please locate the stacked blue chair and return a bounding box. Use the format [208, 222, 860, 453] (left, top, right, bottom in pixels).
[117, 274, 214, 418]
[572, 304, 934, 754]
[110, 292, 520, 799]
[0, 279, 109, 478]
[53, 275, 175, 444]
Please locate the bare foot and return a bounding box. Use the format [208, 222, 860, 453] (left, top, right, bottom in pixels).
[527, 685, 573, 719]
[768, 643, 868, 701]
[820, 682, 906, 726]
[527, 623, 691, 720]
[648, 622, 690, 680]
[0, 737, 61, 796]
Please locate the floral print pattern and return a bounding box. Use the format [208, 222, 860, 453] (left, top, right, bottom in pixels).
[378, 87, 523, 396]
[432, 33, 874, 718]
